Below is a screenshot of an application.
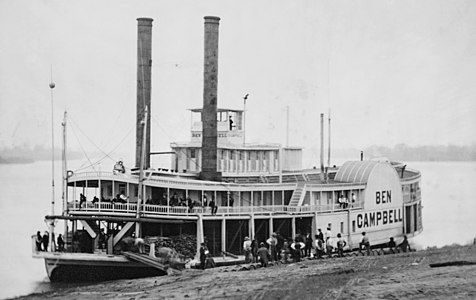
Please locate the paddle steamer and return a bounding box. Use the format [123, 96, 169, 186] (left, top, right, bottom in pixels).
[33, 16, 422, 282]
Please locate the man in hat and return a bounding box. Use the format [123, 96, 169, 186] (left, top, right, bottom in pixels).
[266, 233, 278, 261]
[257, 242, 270, 267]
[243, 236, 252, 263]
[199, 242, 208, 270]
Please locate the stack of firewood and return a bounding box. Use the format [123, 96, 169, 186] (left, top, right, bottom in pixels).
[148, 234, 197, 259]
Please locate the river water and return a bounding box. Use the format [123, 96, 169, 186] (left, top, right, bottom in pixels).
[0, 160, 475, 299]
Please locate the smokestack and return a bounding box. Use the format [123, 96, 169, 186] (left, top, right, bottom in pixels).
[135, 18, 153, 169]
[200, 16, 222, 181]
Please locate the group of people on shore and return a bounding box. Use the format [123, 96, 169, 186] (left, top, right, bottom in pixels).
[240, 229, 413, 267]
[35, 231, 65, 252]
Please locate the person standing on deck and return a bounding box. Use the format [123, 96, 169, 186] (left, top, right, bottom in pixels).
[35, 231, 42, 251]
[79, 193, 86, 209]
[57, 234, 65, 252]
[42, 231, 49, 252]
[209, 196, 217, 215]
[229, 116, 234, 130]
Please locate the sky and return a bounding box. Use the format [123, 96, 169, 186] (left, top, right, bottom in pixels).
[1, 0, 475, 167]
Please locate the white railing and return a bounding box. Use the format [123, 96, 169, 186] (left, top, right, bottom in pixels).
[67, 200, 363, 217]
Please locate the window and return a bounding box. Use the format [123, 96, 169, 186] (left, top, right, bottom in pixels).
[340, 222, 344, 234]
[352, 221, 356, 233]
[190, 149, 196, 159]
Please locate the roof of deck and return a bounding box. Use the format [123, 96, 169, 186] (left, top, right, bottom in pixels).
[334, 161, 379, 183]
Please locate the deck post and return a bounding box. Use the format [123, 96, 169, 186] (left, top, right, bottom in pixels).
[269, 217, 274, 236]
[347, 206, 352, 249]
[221, 218, 226, 254]
[312, 211, 318, 236]
[291, 217, 296, 240]
[250, 213, 255, 239]
[196, 214, 204, 259]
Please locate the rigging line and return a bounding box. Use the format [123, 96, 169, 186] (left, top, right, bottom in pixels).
[72, 122, 136, 172]
[69, 122, 96, 172]
[150, 114, 185, 142]
[97, 104, 129, 150]
[69, 116, 123, 163]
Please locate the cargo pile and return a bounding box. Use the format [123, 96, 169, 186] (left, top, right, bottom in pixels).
[146, 234, 197, 259]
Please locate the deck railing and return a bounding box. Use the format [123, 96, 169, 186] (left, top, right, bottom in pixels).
[67, 201, 363, 217]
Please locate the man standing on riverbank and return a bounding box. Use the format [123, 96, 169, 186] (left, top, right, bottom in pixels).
[360, 232, 371, 255]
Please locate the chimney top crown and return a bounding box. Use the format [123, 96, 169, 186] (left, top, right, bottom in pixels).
[204, 16, 220, 24]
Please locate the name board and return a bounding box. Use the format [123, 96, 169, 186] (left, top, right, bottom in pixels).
[356, 209, 402, 229]
[355, 189, 402, 228]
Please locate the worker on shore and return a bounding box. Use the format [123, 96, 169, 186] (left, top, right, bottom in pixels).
[399, 235, 412, 252]
[314, 234, 324, 259]
[336, 233, 347, 257]
[388, 237, 397, 253]
[266, 233, 278, 261]
[199, 242, 208, 270]
[257, 242, 270, 267]
[251, 239, 259, 263]
[243, 236, 252, 263]
[360, 232, 371, 255]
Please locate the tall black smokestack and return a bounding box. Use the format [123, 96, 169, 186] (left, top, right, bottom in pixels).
[135, 18, 153, 169]
[200, 16, 221, 181]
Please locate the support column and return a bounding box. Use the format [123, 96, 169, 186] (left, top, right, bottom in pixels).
[347, 207, 352, 249]
[312, 211, 318, 236]
[291, 217, 296, 240]
[250, 214, 255, 239]
[269, 217, 274, 236]
[221, 218, 226, 254]
[196, 214, 204, 259]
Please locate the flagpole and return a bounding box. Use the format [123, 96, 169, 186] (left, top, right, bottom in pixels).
[49, 68, 56, 252]
[242, 93, 248, 146]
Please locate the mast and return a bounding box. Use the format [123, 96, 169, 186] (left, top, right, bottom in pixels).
[320, 113, 325, 182]
[243, 93, 249, 146]
[48, 73, 55, 252]
[286, 106, 289, 147]
[327, 110, 331, 168]
[135, 106, 148, 238]
[62, 111, 68, 236]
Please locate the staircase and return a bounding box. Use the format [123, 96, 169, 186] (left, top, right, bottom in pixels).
[288, 182, 306, 206]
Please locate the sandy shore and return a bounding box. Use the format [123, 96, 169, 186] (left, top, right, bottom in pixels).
[16, 245, 476, 299]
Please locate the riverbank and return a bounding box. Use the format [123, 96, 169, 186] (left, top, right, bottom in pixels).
[15, 244, 476, 299]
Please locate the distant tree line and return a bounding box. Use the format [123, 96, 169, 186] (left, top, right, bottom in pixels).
[364, 144, 476, 161]
[330, 144, 476, 162]
[0, 145, 83, 163]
